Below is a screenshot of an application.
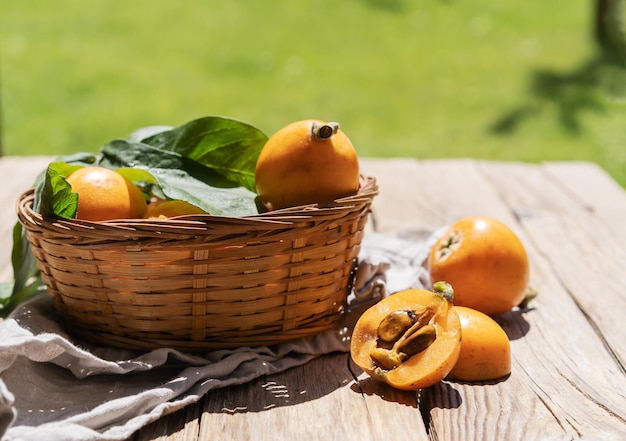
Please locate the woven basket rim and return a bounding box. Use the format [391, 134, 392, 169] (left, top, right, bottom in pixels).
[17, 175, 378, 234]
[16, 175, 378, 351]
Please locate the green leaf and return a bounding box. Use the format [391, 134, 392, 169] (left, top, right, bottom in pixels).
[5, 154, 95, 316]
[38, 163, 79, 219]
[140, 116, 267, 192]
[33, 153, 98, 213]
[0, 282, 12, 308]
[115, 167, 159, 186]
[0, 222, 45, 317]
[99, 140, 259, 215]
[4, 116, 267, 315]
[150, 168, 259, 216]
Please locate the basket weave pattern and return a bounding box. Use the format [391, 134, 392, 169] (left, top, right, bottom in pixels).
[17, 177, 377, 351]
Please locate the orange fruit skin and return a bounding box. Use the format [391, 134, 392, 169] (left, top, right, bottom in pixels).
[66, 166, 148, 221]
[428, 216, 529, 316]
[350, 288, 462, 391]
[255, 119, 360, 210]
[447, 306, 511, 382]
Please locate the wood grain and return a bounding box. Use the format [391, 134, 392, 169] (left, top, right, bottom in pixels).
[1, 156, 624, 441]
[362, 158, 626, 440]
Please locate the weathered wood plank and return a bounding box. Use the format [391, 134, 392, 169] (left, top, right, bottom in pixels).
[425, 380, 569, 441]
[3, 157, 624, 440]
[361, 159, 576, 440]
[75, 157, 626, 440]
[197, 354, 427, 441]
[543, 161, 626, 240]
[362, 159, 626, 440]
[479, 161, 626, 365]
[359, 158, 520, 234]
[462, 160, 626, 439]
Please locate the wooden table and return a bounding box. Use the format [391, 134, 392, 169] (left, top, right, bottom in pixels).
[1, 156, 625, 440]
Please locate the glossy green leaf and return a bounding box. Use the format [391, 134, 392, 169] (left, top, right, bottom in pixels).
[140, 116, 267, 192]
[38, 163, 79, 219]
[99, 140, 259, 216]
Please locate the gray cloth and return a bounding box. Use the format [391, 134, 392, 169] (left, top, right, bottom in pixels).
[0, 232, 434, 441]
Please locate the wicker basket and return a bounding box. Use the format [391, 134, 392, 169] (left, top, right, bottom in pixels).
[16, 177, 377, 352]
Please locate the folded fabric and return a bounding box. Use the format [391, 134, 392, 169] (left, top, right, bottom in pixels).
[0, 231, 436, 441]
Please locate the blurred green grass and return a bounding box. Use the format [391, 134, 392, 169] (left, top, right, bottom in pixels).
[1, 0, 625, 186]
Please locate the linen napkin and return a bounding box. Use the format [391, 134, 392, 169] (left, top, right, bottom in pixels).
[0, 231, 437, 441]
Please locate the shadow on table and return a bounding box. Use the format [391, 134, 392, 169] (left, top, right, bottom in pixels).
[349, 376, 419, 409]
[498, 307, 532, 341]
[424, 381, 463, 410]
[135, 353, 362, 438]
[202, 352, 357, 414]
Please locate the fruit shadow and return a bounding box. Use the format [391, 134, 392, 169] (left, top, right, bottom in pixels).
[423, 381, 463, 410]
[348, 357, 460, 411]
[349, 368, 420, 409]
[496, 307, 533, 341]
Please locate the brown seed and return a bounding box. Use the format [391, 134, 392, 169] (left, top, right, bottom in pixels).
[370, 304, 439, 371]
[397, 324, 437, 358]
[370, 347, 405, 370]
[377, 310, 416, 342]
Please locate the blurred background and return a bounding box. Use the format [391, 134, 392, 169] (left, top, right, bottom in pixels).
[1, 0, 625, 186]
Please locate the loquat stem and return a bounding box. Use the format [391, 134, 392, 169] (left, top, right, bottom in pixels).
[312, 121, 340, 140]
[433, 280, 454, 302]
